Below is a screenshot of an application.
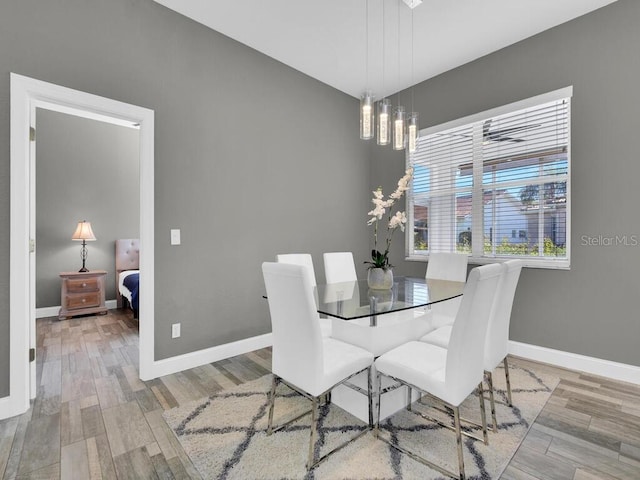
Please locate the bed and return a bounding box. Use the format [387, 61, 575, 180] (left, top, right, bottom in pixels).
[116, 238, 140, 317]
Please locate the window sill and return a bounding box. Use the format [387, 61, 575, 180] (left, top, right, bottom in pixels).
[405, 254, 570, 270]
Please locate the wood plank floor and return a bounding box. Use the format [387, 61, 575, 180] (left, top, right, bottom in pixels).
[0, 310, 638, 479]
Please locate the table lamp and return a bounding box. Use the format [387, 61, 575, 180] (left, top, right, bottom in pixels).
[71, 220, 96, 272]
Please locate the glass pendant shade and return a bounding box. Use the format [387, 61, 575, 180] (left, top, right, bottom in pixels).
[377, 98, 391, 145]
[393, 105, 406, 150]
[408, 112, 419, 153]
[360, 91, 375, 140]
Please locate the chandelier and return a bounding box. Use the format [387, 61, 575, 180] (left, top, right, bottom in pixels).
[360, 0, 421, 153]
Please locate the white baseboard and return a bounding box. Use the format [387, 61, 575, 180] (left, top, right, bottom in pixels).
[146, 336, 639, 385]
[36, 300, 118, 319]
[29, 306, 640, 388]
[145, 333, 273, 380]
[0, 395, 20, 420]
[509, 340, 640, 386]
[149, 336, 639, 387]
[36, 306, 59, 318]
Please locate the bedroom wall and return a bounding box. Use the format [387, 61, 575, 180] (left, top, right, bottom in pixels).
[35, 109, 140, 308]
[374, 0, 640, 367]
[0, 0, 371, 398]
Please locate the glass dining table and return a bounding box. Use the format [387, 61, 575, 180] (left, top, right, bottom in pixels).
[315, 276, 464, 326]
[314, 276, 465, 422]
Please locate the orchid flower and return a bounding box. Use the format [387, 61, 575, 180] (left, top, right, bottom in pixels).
[389, 211, 407, 232]
[365, 167, 414, 270]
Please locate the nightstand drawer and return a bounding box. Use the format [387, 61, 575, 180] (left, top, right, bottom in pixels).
[59, 270, 108, 320]
[66, 292, 101, 310]
[67, 277, 99, 293]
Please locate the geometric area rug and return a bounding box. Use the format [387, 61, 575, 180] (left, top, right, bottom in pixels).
[163, 364, 559, 480]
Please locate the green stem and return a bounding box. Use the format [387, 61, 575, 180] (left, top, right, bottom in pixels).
[373, 219, 378, 252]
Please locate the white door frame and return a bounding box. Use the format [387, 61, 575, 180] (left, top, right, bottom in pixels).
[4, 73, 155, 419]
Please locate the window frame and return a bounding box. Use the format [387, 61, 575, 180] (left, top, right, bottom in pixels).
[405, 86, 572, 270]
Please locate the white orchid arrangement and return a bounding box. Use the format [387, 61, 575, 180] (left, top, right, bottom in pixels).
[365, 167, 414, 270]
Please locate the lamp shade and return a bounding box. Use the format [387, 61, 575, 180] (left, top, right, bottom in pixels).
[71, 221, 96, 241]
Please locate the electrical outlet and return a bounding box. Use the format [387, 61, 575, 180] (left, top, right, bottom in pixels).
[172, 323, 181, 338]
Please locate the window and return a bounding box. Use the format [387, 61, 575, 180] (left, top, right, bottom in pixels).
[407, 87, 571, 269]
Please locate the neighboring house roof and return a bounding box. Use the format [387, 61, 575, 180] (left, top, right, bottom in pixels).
[415, 188, 565, 223]
[456, 189, 509, 219]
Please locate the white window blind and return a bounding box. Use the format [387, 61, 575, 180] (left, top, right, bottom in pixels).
[407, 88, 571, 269]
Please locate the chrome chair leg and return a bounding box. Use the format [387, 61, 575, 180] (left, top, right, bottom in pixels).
[477, 382, 488, 445]
[485, 371, 498, 432]
[374, 372, 382, 438]
[453, 406, 466, 480]
[284, 366, 372, 471]
[406, 386, 413, 411]
[267, 375, 279, 435]
[307, 397, 319, 470]
[503, 357, 513, 406]
[375, 374, 471, 479]
[367, 367, 374, 427]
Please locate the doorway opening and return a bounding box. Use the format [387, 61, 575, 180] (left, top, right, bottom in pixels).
[6, 73, 155, 419]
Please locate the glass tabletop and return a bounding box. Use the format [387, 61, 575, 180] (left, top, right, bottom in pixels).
[315, 276, 464, 322]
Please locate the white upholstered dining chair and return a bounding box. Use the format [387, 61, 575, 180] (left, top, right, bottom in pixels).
[324, 251, 422, 357]
[426, 252, 469, 282]
[482, 259, 523, 429]
[374, 263, 504, 480]
[424, 252, 468, 324]
[419, 259, 523, 431]
[323, 251, 358, 284]
[262, 262, 374, 470]
[412, 252, 468, 338]
[276, 253, 331, 337]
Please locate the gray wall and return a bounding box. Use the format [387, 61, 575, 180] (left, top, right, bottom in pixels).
[374, 0, 640, 367]
[36, 109, 140, 307]
[0, 0, 371, 398]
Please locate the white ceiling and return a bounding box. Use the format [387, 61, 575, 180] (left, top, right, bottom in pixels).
[153, 0, 617, 99]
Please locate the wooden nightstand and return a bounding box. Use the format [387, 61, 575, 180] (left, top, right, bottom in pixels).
[59, 270, 108, 320]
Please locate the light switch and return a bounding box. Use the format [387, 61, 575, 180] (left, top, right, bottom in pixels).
[170, 229, 181, 245]
[172, 323, 181, 338]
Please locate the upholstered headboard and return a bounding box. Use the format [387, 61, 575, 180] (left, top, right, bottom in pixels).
[116, 239, 140, 308]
